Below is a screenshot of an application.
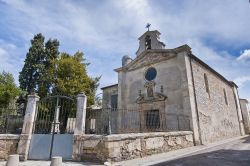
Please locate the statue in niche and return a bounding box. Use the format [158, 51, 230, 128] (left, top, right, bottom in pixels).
[147, 86, 154, 97]
[145, 35, 151, 50]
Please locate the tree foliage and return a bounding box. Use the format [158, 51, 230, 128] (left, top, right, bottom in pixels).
[49, 52, 100, 106]
[19, 33, 99, 106]
[0, 71, 20, 107]
[19, 33, 60, 98]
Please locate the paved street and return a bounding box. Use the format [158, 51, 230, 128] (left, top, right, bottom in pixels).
[154, 136, 250, 166]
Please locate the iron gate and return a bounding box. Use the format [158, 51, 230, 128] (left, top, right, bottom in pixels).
[28, 95, 76, 160]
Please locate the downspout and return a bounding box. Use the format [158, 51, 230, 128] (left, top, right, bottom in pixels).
[189, 55, 202, 145]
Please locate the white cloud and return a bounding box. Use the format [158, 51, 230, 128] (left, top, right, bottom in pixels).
[0, 0, 250, 100]
[234, 76, 250, 88]
[0, 40, 23, 84]
[237, 49, 250, 61]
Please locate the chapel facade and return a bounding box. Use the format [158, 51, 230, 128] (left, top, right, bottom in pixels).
[101, 30, 249, 144]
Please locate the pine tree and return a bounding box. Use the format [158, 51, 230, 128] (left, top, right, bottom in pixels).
[19, 33, 45, 94]
[38, 39, 60, 97]
[19, 34, 60, 97]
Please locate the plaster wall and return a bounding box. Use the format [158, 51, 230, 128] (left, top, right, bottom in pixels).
[118, 52, 190, 115]
[102, 86, 118, 108]
[191, 60, 241, 144]
[117, 52, 192, 131]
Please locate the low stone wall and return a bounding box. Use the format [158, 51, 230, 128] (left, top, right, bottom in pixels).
[0, 134, 20, 160]
[73, 131, 194, 162]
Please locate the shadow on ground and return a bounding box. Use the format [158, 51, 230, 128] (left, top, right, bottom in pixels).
[153, 136, 250, 166]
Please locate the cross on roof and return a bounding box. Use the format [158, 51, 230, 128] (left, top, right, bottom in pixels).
[146, 23, 151, 31]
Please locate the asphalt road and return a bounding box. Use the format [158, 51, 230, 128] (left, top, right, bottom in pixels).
[154, 136, 250, 166]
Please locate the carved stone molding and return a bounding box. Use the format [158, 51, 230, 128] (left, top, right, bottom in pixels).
[136, 92, 167, 104]
[128, 52, 176, 71]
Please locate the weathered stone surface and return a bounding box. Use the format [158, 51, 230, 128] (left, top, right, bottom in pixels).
[0, 134, 19, 160]
[73, 131, 194, 162]
[191, 60, 242, 144]
[145, 137, 164, 149]
[74, 93, 87, 135]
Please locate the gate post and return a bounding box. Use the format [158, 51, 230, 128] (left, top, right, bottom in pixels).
[17, 93, 39, 161]
[72, 92, 87, 160]
[74, 92, 87, 135]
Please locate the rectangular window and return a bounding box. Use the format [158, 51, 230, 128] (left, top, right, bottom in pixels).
[223, 88, 228, 105]
[204, 73, 210, 94]
[145, 110, 160, 129]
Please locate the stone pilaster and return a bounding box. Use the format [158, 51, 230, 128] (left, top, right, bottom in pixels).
[17, 94, 39, 161]
[232, 86, 245, 136]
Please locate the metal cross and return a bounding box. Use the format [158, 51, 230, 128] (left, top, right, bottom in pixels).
[146, 23, 151, 31]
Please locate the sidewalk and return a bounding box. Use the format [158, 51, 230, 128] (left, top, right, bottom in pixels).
[0, 160, 102, 166]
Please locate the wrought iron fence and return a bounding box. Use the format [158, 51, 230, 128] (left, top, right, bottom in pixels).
[85, 108, 191, 135]
[33, 96, 76, 134]
[0, 104, 25, 134]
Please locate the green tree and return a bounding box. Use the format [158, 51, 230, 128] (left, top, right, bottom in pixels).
[19, 34, 60, 98]
[0, 71, 20, 108]
[38, 39, 60, 97]
[19, 33, 45, 94]
[49, 52, 99, 106]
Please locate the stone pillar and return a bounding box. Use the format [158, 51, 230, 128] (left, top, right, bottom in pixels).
[72, 92, 87, 160]
[17, 93, 39, 161]
[74, 92, 87, 135]
[239, 99, 250, 134]
[232, 85, 245, 136]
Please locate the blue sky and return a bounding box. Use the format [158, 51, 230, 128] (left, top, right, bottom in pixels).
[0, 0, 250, 101]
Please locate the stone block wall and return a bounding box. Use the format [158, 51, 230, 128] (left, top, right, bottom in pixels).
[191, 60, 241, 144]
[73, 131, 193, 162]
[0, 134, 19, 160]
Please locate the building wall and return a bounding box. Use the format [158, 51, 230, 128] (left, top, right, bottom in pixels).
[117, 51, 192, 131]
[191, 59, 241, 144]
[240, 99, 250, 134]
[102, 85, 118, 108]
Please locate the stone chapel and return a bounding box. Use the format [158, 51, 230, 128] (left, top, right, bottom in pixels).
[101, 30, 249, 144]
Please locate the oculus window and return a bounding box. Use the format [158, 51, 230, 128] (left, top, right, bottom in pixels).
[145, 67, 157, 81]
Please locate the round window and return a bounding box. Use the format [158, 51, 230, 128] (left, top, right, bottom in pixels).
[145, 67, 157, 81]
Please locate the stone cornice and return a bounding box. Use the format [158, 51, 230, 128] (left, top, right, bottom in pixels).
[115, 44, 191, 72]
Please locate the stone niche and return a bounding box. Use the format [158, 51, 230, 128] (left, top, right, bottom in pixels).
[73, 131, 194, 162]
